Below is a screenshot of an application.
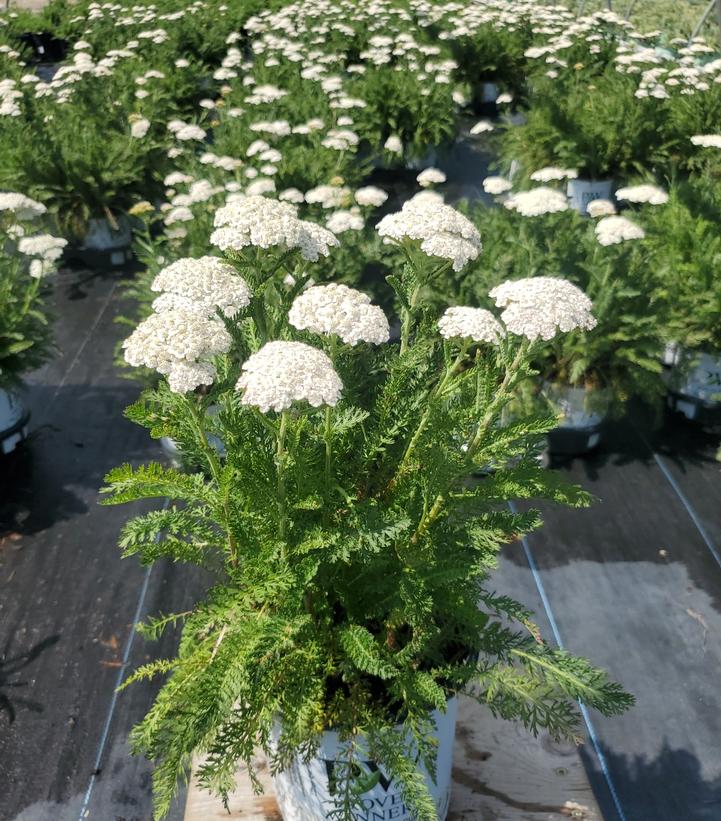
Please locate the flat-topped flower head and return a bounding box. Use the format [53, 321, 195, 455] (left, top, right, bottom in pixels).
[470, 120, 494, 135]
[416, 167, 446, 188]
[384, 134, 403, 153]
[288, 283, 389, 346]
[504, 187, 569, 217]
[17, 234, 66, 262]
[595, 215, 645, 246]
[354, 186, 388, 207]
[237, 341, 343, 412]
[210, 195, 339, 261]
[483, 176, 512, 196]
[586, 199, 616, 217]
[615, 184, 668, 205]
[530, 167, 578, 183]
[151, 256, 251, 317]
[0, 192, 46, 220]
[438, 307, 503, 344]
[376, 197, 481, 271]
[325, 209, 364, 234]
[691, 134, 721, 148]
[490, 277, 596, 341]
[122, 308, 232, 393]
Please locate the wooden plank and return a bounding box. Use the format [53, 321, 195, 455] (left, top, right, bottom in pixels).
[184, 695, 601, 821]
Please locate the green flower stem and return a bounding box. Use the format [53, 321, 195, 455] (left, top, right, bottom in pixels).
[276, 409, 290, 550]
[411, 339, 530, 544]
[392, 342, 469, 487]
[185, 395, 238, 566]
[467, 339, 529, 457]
[323, 336, 339, 511]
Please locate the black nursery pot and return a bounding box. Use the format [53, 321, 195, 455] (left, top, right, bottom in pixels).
[470, 80, 499, 117]
[16, 32, 69, 63]
[546, 422, 604, 457]
[667, 391, 721, 427]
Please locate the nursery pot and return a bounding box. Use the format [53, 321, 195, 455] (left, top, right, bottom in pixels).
[17, 32, 68, 63]
[271, 698, 458, 821]
[566, 179, 613, 216]
[543, 382, 608, 456]
[470, 81, 499, 117]
[0, 388, 30, 456]
[667, 351, 721, 425]
[79, 216, 133, 267]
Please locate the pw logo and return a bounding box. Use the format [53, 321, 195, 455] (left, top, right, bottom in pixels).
[324, 759, 394, 795]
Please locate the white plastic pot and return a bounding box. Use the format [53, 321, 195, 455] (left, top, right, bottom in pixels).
[668, 351, 721, 422]
[566, 178, 613, 215]
[271, 698, 458, 821]
[543, 382, 608, 455]
[82, 216, 132, 266]
[0, 388, 29, 455]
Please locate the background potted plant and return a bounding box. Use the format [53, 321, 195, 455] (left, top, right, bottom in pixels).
[0, 72, 169, 266]
[643, 180, 721, 423]
[451, 187, 667, 454]
[103, 194, 632, 820]
[0, 192, 63, 454]
[500, 68, 669, 214]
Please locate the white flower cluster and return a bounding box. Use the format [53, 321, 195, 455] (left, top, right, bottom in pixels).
[288, 283, 389, 346]
[530, 167, 578, 183]
[167, 120, 206, 141]
[123, 308, 232, 393]
[490, 277, 596, 341]
[691, 134, 721, 148]
[18, 234, 68, 278]
[384, 135, 403, 153]
[130, 117, 151, 138]
[237, 340, 343, 412]
[0, 192, 46, 220]
[586, 199, 617, 217]
[325, 209, 364, 234]
[595, 215, 645, 246]
[151, 257, 251, 318]
[376, 197, 482, 271]
[438, 306, 503, 344]
[470, 120, 494, 135]
[305, 185, 351, 209]
[504, 187, 569, 217]
[615, 184, 668, 205]
[483, 176, 512, 196]
[354, 186, 388, 207]
[416, 167, 446, 187]
[210, 196, 339, 261]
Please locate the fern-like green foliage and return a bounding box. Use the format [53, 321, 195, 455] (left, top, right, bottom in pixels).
[104, 217, 633, 821]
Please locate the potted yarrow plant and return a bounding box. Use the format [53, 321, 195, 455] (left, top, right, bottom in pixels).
[104, 194, 632, 820]
[500, 68, 668, 214]
[452, 185, 667, 454]
[0, 192, 64, 454]
[642, 181, 721, 423]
